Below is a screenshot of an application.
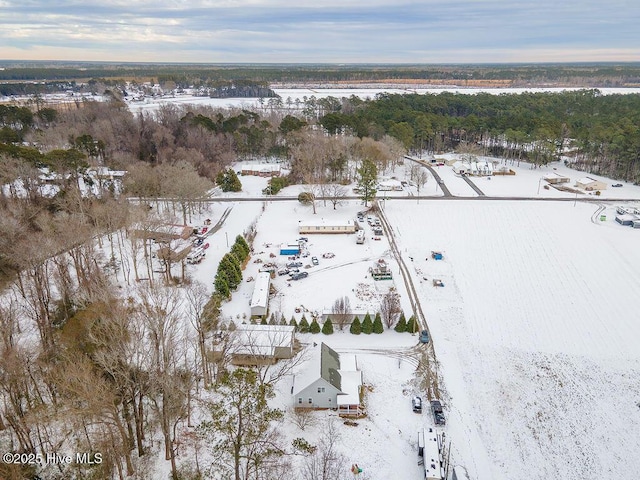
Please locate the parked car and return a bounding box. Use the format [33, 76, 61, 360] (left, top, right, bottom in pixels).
[612, 183, 623, 187]
[311, 256, 319, 265]
[290, 271, 309, 281]
[412, 396, 422, 413]
[419, 330, 430, 344]
[322, 252, 335, 259]
[286, 261, 303, 268]
[430, 400, 446, 425]
[277, 268, 290, 276]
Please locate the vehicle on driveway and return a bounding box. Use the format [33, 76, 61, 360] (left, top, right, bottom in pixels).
[419, 330, 430, 343]
[311, 256, 319, 265]
[612, 183, 623, 187]
[286, 261, 303, 268]
[412, 396, 423, 413]
[290, 271, 309, 281]
[430, 400, 446, 425]
[277, 268, 290, 276]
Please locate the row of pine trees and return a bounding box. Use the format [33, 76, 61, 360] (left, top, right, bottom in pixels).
[255, 312, 420, 334]
[214, 235, 251, 297]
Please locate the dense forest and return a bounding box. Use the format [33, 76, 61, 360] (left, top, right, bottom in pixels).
[319, 89, 640, 182]
[1, 62, 640, 87]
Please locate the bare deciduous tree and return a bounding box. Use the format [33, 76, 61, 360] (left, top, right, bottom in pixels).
[331, 296, 351, 331]
[301, 418, 347, 480]
[325, 184, 348, 210]
[380, 288, 402, 329]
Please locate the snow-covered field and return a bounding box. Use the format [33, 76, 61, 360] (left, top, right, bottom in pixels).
[385, 199, 640, 480]
[122, 87, 640, 116]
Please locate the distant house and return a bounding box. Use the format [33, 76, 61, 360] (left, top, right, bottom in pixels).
[576, 177, 607, 191]
[292, 343, 363, 416]
[130, 223, 192, 243]
[156, 239, 192, 262]
[241, 163, 281, 177]
[451, 161, 471, 175]
[543, 172, 570, 184]
[250, 271, 271, 317]
[229, 324, 296, 366]
[298, 219, 356, 234]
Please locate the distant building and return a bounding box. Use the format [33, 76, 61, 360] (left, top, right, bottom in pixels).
[241, 163, 281, 177]
[292, 343, 363, 416]
[298, 219, 356, 234]
[576, 177, 607, 191]
[130, 223, 192, 243]
[543, 172, 570, 184]
[279, 243, 301, 255]
[228, 324, 296, 366]
[250, 271, 271, 317]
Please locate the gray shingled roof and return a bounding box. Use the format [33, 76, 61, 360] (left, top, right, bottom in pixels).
[320, 343, 341, 391]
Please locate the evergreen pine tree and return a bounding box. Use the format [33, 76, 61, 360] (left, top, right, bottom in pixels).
[269, 313, 276, 325]
[298, 315, 310, 333]
[350, 316, 361, 335]
[235, 235, 250, 257]
[289, 316, 298, 331]
[309, 318, 321, 334]
[260, 316, 268, 325]
[394, 312, 407, 333]
[373, 312, 384, 334]
[214, 275, 230, 298]
[322, 318, 334, 335]
[406, 315, 418, 334]
[280, 314, 287, 326]
[361, 313, 373, 334]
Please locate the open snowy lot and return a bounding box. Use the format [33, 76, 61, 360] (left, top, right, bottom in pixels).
[384, 199, 640, 480]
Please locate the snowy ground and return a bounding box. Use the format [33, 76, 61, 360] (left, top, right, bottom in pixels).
[384, 199, 640, 480]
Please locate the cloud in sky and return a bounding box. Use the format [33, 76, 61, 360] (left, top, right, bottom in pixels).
[0, 0, 638, 63]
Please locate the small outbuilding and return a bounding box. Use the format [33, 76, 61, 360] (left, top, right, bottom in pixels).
[576, 177, 607, 191]
[298, 219, 356, 234]
[250, 271, 271, 317]
[543, 172, 570, 184]
[279, 243, 301, 255]
[228, 324, 296, 366]
[615, 214, 637, 226]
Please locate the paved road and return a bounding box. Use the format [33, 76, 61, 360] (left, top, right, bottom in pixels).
[460, 174, 485, 196]
[404, 155, 452, 197]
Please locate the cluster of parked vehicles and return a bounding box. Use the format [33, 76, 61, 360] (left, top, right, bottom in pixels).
[413, 396, 446, 426]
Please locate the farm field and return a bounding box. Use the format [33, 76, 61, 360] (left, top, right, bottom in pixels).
[384, 200, 640, 480]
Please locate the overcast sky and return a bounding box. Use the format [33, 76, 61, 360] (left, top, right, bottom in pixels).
[1, 0, 638, 63]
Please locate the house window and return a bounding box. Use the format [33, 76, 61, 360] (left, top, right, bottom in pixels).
[308, 398, 312, 404]
[298, 398, 302, 404]
[317, 387, 325, 393]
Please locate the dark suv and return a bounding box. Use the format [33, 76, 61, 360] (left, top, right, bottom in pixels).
[290, 271, 309, 281]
